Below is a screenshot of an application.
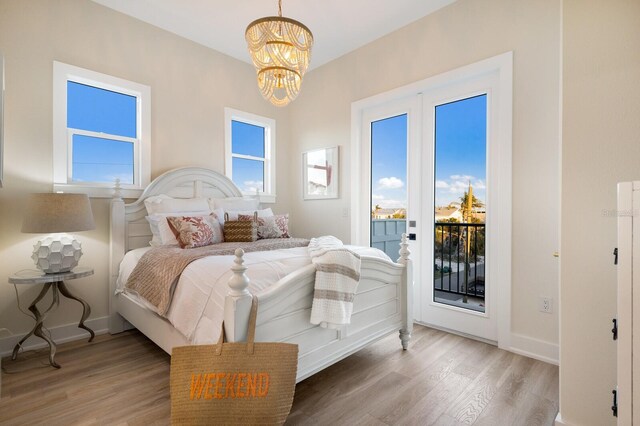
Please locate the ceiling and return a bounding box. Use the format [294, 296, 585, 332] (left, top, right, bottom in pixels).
[92, 0, 456, 71]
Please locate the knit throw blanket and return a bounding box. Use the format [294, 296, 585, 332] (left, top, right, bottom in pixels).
[308, 236, 362, 329]
[125, 238, 310, 315]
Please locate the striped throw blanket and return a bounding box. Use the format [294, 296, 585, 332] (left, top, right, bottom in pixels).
[309, 236, 362, 329]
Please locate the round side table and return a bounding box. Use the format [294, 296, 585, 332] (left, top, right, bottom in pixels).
[9, 267, 95, 368]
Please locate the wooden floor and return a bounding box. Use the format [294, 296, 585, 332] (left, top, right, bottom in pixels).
[0, 325, 558, 425]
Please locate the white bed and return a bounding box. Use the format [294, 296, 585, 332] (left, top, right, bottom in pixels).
[108, 167, 413, 382]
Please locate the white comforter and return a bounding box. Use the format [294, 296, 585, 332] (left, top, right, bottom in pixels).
[117, 245, 390, 344]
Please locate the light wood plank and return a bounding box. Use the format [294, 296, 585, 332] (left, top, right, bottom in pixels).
[0, 325, 558, 425]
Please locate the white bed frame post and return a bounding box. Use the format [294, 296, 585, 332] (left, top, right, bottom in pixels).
[398, 233, 413, 350]
[109, 180, 128, 334]
[223, 249, 253, 343]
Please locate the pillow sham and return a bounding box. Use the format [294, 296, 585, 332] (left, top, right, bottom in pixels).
[209, 196, 259, 212]
[146, 210, 212, 246]
[166, 214, 223, 249]
[144, 194, 211, 216]
[237, 213, 290, 239]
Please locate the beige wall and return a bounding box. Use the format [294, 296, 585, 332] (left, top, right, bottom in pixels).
[0, 0, 291, 340]
[3, 0, 638, 421]
[0, 0, 563, 368]
[559, 1, 640, 425]
[289, 0, 562, 349]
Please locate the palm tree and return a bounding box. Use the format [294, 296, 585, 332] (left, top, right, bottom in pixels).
[459, 190, 483, 222]
[460, 182, 483, 302]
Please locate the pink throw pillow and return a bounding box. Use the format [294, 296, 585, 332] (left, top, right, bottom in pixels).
[167, 214, 223, 249]
[237, 213, 290, 239]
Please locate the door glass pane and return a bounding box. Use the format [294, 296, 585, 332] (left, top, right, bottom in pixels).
[72, 134, 134, 184]
[370, 114, 407, 260]
[232, 157, 264, 193]
[434, 94, 487, 312]
[232, 120, 265, 158]
[67, 81, 137, 138]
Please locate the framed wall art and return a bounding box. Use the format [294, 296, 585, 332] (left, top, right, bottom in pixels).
[303, 146, 339, 200]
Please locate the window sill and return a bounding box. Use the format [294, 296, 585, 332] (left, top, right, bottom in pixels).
[53, 183, 143, 199]
[259, 194, 276, 204]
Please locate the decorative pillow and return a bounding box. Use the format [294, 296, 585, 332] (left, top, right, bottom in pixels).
[273, 214, 290, 238]
[146, 211, 211, 246]
[208, 197, 259, 212]
[144, 194, 211, 216]
[238, 213, 290, 239]
[166, 214, 223, 249]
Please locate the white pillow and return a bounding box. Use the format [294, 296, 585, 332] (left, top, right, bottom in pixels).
[144, 194, 211, 216]
[146, 211, 213, 246]
[209, 197, 259, 212]
[222, 208, 274, 223]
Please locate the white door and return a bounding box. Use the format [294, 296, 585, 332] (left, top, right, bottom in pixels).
[419, 70, 511, 342]
[356, 97, 422, 291]
[353, 54, 512, 344]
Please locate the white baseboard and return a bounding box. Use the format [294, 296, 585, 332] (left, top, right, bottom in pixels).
[415, 321, 498, 346]
[0, 316, 109, 358]
[1, 316, 559, 366]
[416, 321, 559, 365]
[554, 412, 573, 425]
[509, 332, 559, 365]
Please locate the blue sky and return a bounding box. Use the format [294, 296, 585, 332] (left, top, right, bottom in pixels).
[69, 80, 486, 205]
[69, 82, 267, 192]
[68, 81, 136, 184]
[434, 94, 487, 207]
[371, 114, 408, 209]
[231, 120, 265, 193]
[371, 94, 487, 209]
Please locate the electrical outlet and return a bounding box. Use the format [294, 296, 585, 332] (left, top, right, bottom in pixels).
[539, 297, 553, 314]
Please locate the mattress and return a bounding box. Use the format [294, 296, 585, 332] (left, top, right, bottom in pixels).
[117, 244, 390, 344]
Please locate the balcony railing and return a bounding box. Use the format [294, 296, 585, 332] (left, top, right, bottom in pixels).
[370, 219, 486, 306]
[434, 223, 485, 301]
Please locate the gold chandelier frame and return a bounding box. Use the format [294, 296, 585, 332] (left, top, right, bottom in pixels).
[245, 1, 314, 107]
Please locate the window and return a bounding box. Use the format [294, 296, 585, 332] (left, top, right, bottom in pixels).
[53, 62, 150, 197]
[224, 108, 276, 203]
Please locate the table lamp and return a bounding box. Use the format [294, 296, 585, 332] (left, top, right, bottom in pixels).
[21, 193, 95, 274]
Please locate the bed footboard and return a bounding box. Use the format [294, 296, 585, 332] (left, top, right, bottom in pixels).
[222, 235, 413, 382]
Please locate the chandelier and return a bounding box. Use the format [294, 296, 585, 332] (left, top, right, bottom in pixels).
[245, 0, 314, 107]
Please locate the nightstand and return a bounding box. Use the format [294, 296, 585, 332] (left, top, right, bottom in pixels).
[9, 267, 95, 368]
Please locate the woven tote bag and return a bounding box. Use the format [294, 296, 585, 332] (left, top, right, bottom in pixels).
[170, 296, 298, 425]
[223, 212, 258, 242]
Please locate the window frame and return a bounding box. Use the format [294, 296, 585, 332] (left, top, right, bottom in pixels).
[53, 61, 151, 198]
[224, 107, 276, 203]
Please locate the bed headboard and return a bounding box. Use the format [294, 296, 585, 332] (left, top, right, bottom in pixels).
[113, 167, 243, 252]
[109, 167, 243, 331]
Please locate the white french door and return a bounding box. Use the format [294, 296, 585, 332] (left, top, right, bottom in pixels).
[420, 75, 499, 342]
[355, 96, 422, 277]
[352, 53, 512, 345]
